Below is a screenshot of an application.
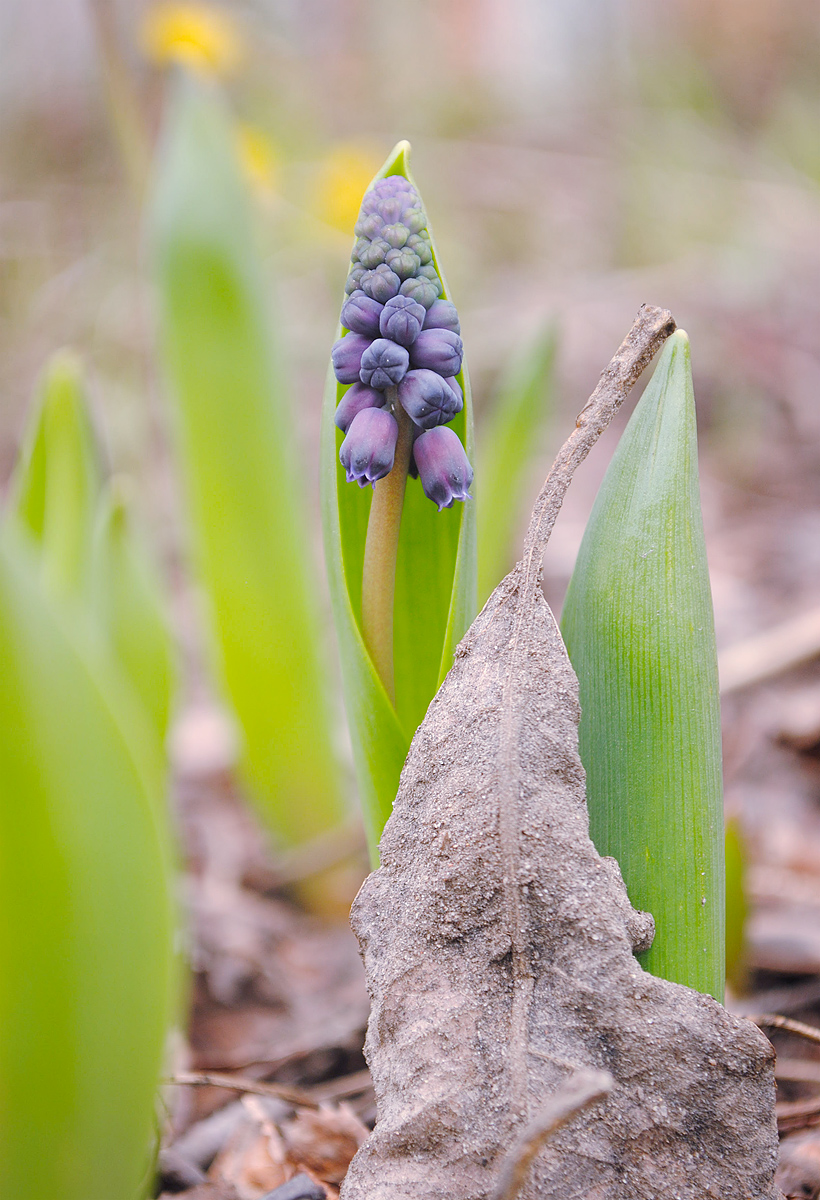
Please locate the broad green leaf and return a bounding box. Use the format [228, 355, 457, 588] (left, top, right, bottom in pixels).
[477, 323, 557, 604]
[0, 529, 175, 1200]
[321, 141, 477, 860]
[149, 72, 343, 845]
[7, 350, 101, 598]
[725, 815, 749, 994]
[561, 331, 724, 1000]
[92, 480, 177, 742]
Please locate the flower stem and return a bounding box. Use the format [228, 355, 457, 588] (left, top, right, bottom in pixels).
[361, 393, 413, 703]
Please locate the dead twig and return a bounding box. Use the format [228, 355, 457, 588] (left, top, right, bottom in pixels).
[750, 1014, 820, 1045]
[777, 1096, 820, 1135]
[168, 1071, 318, 1109]
[491, 1070, 614, 1200]
[719, 605, 820, 695]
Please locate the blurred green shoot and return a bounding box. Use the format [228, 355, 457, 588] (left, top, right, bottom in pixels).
[562, 331, 725, 1000]
[477, 323, 557, 605]
[725, 815, 750, 994]
[92, 480, 177, 743]
[321, 142, 477, 860]
[8, 350, 101, 599]
[150, 71, 344, 846]
[0, 527, 175, 1200]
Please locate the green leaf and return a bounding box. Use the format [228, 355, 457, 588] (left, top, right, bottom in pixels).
[477, 323, 557, 604]
[725, 815, 749, 994]
[0, 529, 175, 1200]
[149, 72, 344, 845]
[7, 350, 101, 598]
[92, 480, 177, 743]
[561, 331, 724, 1000]
[321, 141, 477, 860]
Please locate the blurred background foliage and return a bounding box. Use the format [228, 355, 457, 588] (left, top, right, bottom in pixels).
[2, 0, 820, 874]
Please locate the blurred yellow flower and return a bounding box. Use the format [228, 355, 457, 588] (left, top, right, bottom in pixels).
[236, 123, 278, 198]
[312, 145, 383, 232]
[141, 3, 242, 76]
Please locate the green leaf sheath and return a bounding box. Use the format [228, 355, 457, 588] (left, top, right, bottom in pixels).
[724, 815, 749, 993]
[7, 350, 101, 599]
[150, 72, 343, 844]
[0, 532, 175, 1200]
[562, 331, 724, 1000]
[477, 324, 557, 605]
[321, 141, 477, 860]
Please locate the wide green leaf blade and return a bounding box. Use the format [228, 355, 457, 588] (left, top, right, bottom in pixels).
[0, 530, 175, 1200]
[321, 141, 477, 859]
[477, 324, 557, 605]
[149, 71, 343, 845]
[92, 480, 177, 742]
[561, 331, 724, 1000]
[7, 350, 101, 598]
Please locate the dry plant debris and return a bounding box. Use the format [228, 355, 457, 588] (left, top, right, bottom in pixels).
[341, 307, 782, 1200]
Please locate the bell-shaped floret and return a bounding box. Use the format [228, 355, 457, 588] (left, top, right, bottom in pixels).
[422, 299, 460, 335]
[409, 328, 463, 377]
[359, 338, 410, 390]
[397, 369, 462, 430]
[331, 333, 372, 384]
[341, 290, 384, 338]
[379, 295, 426, 347]
[412, 425, 473, 510]
[339, 407, 398, 487]
[334, 382, 384, 433]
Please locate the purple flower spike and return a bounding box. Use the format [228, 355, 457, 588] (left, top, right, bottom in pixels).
[341, 290, 384, 337]
[340, 408, 398, 487]
[397, 369, 461, 430]
[423, 299, 461, 335]
[412, 426, 473, 510]
[409, 328, 463, 377]
[379, 295, 426, 347]
[359, 338, 410, 390]
[331, 333, 372, 384]
[361, 265, 401, 303]
[334, 382, 384, 433]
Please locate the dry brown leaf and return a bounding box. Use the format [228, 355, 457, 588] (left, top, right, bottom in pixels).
[281, 1104, 369, 1184]
[341, 307, 782, 1200]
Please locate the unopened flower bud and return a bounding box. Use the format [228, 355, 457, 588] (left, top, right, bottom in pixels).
[382, 223, 409, 248]
[332, 333, 372, 384]
[340, 408, 398, 487]
[397, 369, 462, 429]
[359, 237, 391, 270]
[334, 382, 384, 433]
[355, 213, 384, 238]
[406, 233, 432, 264]
[412, 426, 473, 510]
[444, 376, 463, 405]
[402, 208, 426, 234]
[423, 299, 460, 335]
[379, 197, 403, 223]
[361, 265, 401, 302]
[379, 295, 425, 347]
[385, 247, 421, 281]
[345, 266, 366, 295]
[410, 328, 463, 377]
[399, 277, 439, 309]
[360, 338, 410, 389]
[341, 290, 384, 337]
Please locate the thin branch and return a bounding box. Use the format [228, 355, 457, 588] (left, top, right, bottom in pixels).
[750, 1013, 820, 1045]
[491, 1070, 614, 1200]
[522, 304, 676, 595]
[168, 1071, 318, 1109]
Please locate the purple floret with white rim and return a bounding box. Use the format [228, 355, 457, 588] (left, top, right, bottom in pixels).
[339, 408, 398, 487]
[412, 425, 474, 510]
[359, 338, 410, 390]
[334, 382, 384, 433]
[332, 332, 371, 384]
[398, 369, 462, 430]
[409, 328, 463, 378]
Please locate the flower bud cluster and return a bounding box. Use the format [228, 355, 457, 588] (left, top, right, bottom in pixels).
[333, 175, 473, 510]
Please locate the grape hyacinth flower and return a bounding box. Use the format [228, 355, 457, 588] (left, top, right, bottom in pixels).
[330, 170, 473, 703]
[332, 174, 472, 498]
